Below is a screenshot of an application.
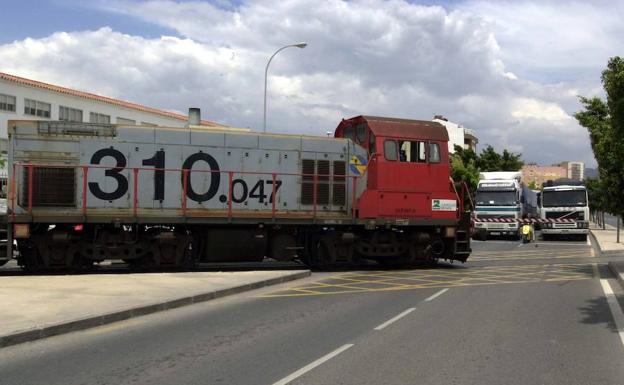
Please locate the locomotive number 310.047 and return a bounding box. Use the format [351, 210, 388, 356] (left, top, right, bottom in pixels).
[88, 148, 282, 204]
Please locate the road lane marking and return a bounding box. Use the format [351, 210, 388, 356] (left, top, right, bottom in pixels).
[425, 288, 449, 302]
[587, 236, 591, 246]
[599, 279, 624, 348]
[374, 308, 416, 330]
[261, 263, 594, 297]
[272, 344, 354, 385]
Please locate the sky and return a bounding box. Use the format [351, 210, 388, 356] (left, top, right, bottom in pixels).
[1, 0, 622, 167]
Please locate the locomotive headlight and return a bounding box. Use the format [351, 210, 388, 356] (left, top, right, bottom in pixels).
[444, 227, 456, 238]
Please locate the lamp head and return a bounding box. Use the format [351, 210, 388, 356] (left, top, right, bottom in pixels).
[294, 42, 308, 48]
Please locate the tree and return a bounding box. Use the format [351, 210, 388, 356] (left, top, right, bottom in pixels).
[477, 145, 502, 171]
[500, 149, 524, 171]
[575, 56, 624, 218]
[450, 144, 524, 199]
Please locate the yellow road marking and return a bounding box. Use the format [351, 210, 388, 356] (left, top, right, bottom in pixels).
[260, 263, 596, 298]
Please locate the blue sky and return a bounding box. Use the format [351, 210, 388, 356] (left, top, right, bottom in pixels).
[0, 0, 176, 44]
[1, 0, 622, 166]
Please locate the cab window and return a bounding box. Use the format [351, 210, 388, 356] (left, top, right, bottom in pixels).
[399, 141, 427, 163]
[429, 142, 441, 163]
[343, 125, 354, 140]
[384, 140, 398, 161]
[356, 123, 366, 143]
[369, 132, 376, 154]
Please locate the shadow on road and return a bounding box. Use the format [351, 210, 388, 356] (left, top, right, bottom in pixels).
[579, 295, 619, 333]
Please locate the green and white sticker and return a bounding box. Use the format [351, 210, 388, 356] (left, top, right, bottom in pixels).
[432, 199, 457, 211]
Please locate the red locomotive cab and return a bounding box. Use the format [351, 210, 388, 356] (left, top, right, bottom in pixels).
[335, 116, 457, 222]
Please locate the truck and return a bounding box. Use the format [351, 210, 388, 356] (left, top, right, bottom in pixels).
[473, 171, 523, 240]
[538, 179, 589, 241]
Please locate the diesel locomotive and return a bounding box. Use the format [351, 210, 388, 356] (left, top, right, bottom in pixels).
[1, 114, 472, 270]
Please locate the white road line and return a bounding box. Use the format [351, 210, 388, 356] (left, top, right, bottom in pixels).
[425, 288, 449, 302]
[599, 279, 624, 348]
[373, 308, 416, 331]
[587, 236, 591, 246]
[272, 344, 354, 385]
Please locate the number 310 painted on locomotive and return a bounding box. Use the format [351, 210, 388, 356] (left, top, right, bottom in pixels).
[80, 140, 290, 211]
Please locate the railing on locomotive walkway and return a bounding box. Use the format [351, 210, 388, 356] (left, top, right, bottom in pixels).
[8, 163, 363, 222]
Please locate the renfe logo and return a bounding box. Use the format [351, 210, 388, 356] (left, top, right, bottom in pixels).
[432, 199, 457, 211]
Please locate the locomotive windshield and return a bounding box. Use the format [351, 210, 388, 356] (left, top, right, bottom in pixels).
[475, 190, 517, 206]
[542, 189, 587, 207]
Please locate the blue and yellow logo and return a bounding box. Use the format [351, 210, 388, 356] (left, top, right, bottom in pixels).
[349, 155, 367, 176]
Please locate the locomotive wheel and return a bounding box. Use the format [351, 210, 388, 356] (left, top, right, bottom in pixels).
[17, 240, 43, 272]
[303, 236, 334, 270]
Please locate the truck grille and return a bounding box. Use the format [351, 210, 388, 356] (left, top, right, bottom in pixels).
[545, 211, 584, 220]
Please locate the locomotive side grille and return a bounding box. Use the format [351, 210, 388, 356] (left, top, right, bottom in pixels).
[301, 183, 314, 205]
[302, 159, 315, 180]
[333, 184, 346, 205]
[21, 167, 76, 207]
[317, 160, 330, 181]
[316, 183, 330, 204]
[333, 161, 346, 181]
[333, 160, 346, 205]
[300, 158, 343, 207]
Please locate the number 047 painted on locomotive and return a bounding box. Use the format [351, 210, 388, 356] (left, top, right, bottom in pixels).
[80, 140, 290, 211]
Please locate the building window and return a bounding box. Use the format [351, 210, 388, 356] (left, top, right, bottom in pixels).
[0, 93, 16, 112]
[89, 112, 110, 124]
[24, 98, 51, 118]
[384, 140, 398, 161]
[116, 117, 136, 125]
[59, 106, 83, 122]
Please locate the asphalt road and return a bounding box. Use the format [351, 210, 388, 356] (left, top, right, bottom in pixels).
[2, 236, 624, 385]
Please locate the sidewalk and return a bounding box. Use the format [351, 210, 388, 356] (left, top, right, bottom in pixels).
[590, 221, 624, 256]
[0, 269, 309, 347]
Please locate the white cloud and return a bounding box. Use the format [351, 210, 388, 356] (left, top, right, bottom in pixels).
[0, 0, 609, 166]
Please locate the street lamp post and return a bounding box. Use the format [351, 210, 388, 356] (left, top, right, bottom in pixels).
[263, 42, 307, 133]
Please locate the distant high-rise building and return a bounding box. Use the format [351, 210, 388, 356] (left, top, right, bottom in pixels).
[557, 161, 585, 180]
[432, 115, 478, 153]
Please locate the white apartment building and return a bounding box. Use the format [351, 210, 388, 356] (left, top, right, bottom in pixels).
[0, 71, 224, 142]
[432, 115, 478, 154]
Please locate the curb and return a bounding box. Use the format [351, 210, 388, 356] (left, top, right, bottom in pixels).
[608, 262, 624, 290]
[0, 270, 310, 348]
[589, 229, 624, 257]
[589, 230, 602, 255]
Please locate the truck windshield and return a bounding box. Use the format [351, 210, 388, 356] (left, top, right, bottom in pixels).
[542, 190, 587, 207]
[475, 191, 517, 206]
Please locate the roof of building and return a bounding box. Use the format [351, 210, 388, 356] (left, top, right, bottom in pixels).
[0, 71, 224, 127]
[337, 115, 449, 141]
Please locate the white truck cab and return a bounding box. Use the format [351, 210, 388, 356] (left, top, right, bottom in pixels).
[538, 180, 589, 240]
[474, 172, 523, 240]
